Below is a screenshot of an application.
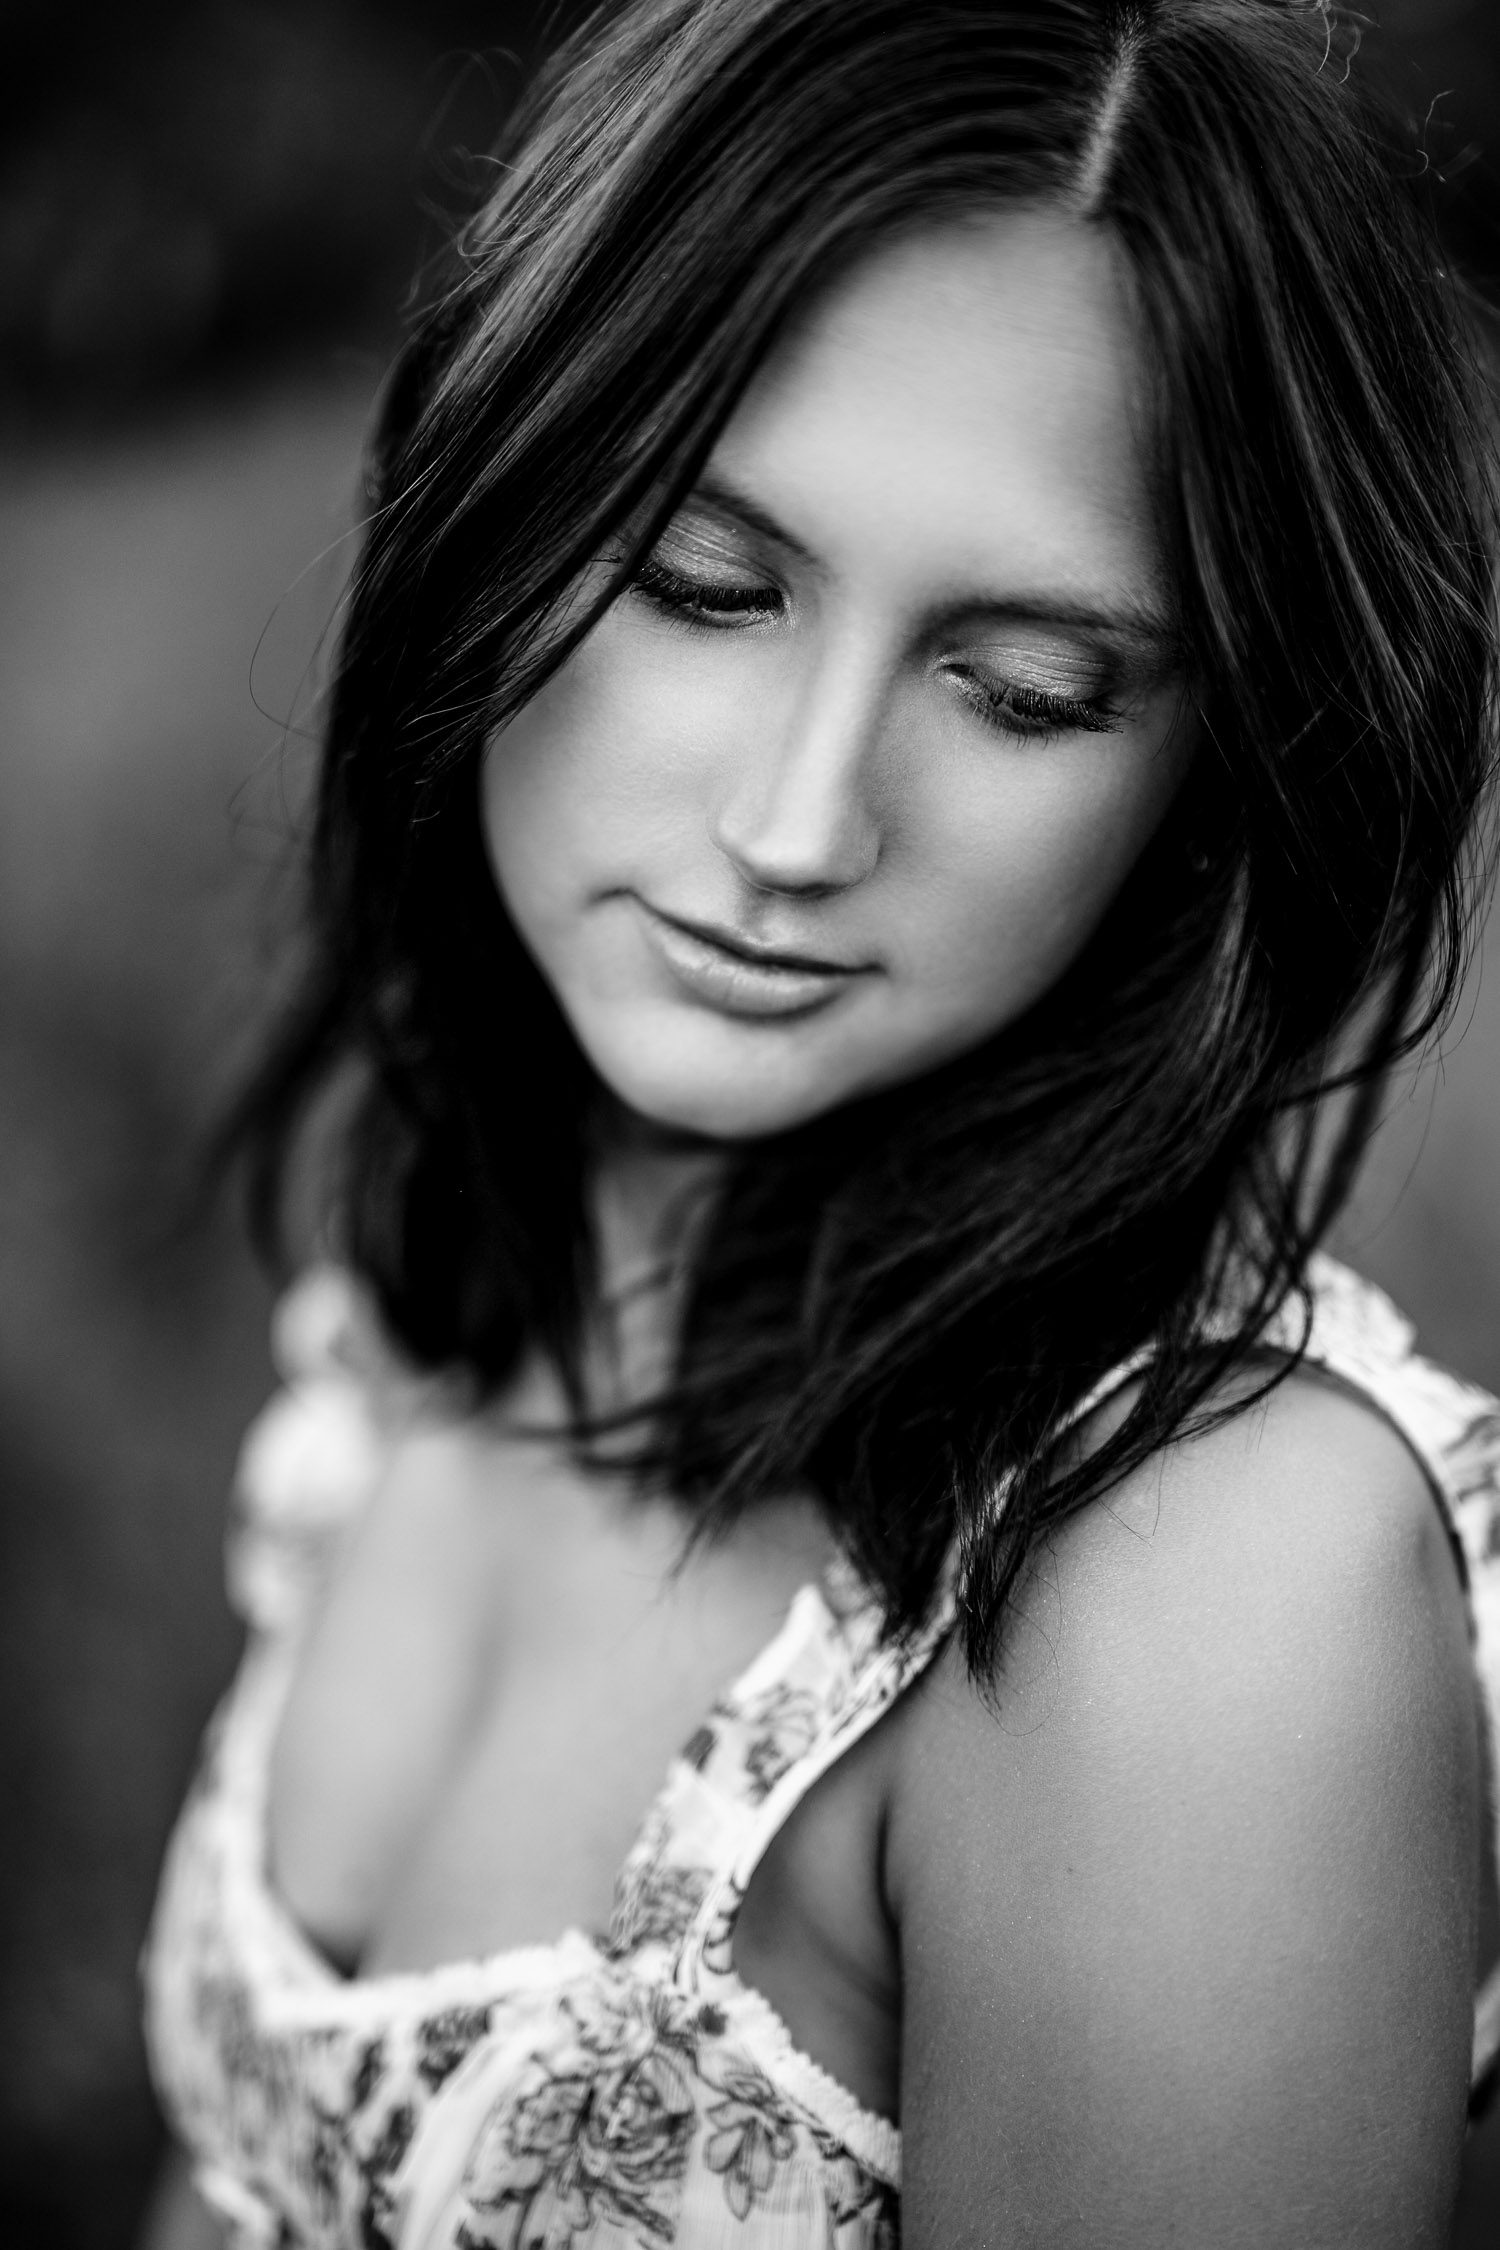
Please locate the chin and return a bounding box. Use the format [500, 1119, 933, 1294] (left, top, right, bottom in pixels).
[586, 1037, 856, 1144]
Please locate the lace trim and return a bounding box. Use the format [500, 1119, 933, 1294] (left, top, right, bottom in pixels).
[710, 1968, 901, 2185]
[672, 1583, 957, 2180]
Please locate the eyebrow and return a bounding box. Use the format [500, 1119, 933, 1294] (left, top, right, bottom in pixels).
[690, 471, 821, 567]
[682, 468, 1181, 666]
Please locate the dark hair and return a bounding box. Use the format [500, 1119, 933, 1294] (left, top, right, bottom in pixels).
[237, 0, 1497, 1669]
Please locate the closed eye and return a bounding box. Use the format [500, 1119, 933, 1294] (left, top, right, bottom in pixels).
[944, 662, 1124, 742]
[631, 552, 785, 629]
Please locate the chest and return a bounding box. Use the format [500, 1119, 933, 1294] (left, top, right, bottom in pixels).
[264, 1413, 903, 2116]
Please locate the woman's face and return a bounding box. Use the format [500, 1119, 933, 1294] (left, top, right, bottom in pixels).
[483, 207, 1192, 1139]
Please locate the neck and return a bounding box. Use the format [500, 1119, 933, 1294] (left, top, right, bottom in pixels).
[586, 1102, 726, 1407]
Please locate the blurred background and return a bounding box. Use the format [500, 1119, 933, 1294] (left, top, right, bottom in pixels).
[0, 3, 1497, 2246]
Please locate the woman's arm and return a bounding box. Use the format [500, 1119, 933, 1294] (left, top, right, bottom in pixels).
[890, 1375, 1480, 2249]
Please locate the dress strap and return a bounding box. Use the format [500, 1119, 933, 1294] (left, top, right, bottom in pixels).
[1237, 1257, 1500, 2092]
[227, 1266, 428, 1634]
[672, 1565, 955, 2176]
[609, 1555, 949, 1913]
[683, 1558, 957, 1950]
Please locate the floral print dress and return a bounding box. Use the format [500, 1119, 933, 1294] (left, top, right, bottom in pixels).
[143, 1256, 1500, 2249]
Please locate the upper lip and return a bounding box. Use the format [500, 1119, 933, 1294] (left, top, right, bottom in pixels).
[642, 900, 869, 976]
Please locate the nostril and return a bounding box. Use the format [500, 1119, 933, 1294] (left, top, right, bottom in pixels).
[712, 820, 880, 899]
[709, 656, 886, 894]
[710, 775, 881, 897]
[739, 867, 854, 902]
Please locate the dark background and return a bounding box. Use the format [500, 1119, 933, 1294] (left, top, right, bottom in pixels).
[0, 4, 1497, 2246]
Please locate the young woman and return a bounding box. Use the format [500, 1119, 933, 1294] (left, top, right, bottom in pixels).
[142, 2, 1500, 2244]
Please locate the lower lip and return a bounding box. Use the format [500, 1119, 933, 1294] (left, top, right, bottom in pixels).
[634, 903, 864, 1020]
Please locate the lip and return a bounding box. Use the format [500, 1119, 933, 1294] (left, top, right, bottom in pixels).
[632, 899, 874, 1020]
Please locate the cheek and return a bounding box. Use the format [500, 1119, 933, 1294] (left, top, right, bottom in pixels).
[906, 729, 1188, 1013]
[481, 721, 572, 966]
[482, 609, 765, 882]
[482, 624, 677, 923]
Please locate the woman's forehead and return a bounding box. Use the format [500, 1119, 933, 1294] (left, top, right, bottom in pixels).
[706, 206, 1171, 629]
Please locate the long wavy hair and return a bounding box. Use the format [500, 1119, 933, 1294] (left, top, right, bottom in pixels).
[235, 0, 1497, 1669]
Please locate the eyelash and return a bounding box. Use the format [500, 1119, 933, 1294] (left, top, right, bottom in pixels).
[631, 554, 783, 626]
[946, 667, 1123, 742]
[630, 556, 1124, 741]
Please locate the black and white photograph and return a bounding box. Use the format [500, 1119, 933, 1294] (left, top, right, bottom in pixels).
[3, 4, 1500, 2245]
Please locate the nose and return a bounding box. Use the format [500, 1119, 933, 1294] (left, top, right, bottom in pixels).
[709, 632, 885, 896]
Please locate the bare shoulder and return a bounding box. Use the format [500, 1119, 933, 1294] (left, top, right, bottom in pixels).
[1009, 1366, 1468, 1729]
[888, 1370, 1480, 2250]
[895, 1365, 1475, 1804]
